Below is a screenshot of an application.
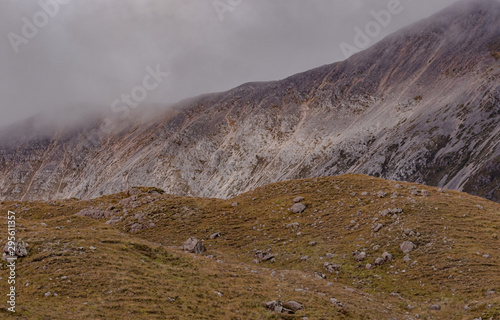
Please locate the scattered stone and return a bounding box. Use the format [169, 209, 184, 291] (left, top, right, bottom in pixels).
[377, 191, 387, 198]
[394, 184, 402, 189]
[183, 238, 206, 254]
[44, 292, 51, 297]
[382, 252, 394, 262]
[324, 262, 341, 273]
[421, 189, 430, 196]
[365, 263, 372, 270]
[291, 203, 306, 214]
[483, 254, 492, 259]
[300, 256, 309, 261]
[265, 300, 294, 314]
[374, 257, 385, 266]
[429, 304, 441, 311]
[400, 241, 416, 254]
[372, 245, 381, 251]
[373, 223, 383, 232]
[40, 223, 47, 227]
[476, 205, 484, 210]
[293, 196, 305, 203]
[325, 253, 335, 259]
[330, 298, 343, 307]
[309, 241, 317, 246]
[209, 232, 221, 240]
[286, 222, 300, 229]
[284, 301, 303, 312]
[3, 239, 28, 258]
[361, 192, 369, 196]
[231, 202, 238, 207]
[404, 254, 412, 263]
[353, 250, 366, 262]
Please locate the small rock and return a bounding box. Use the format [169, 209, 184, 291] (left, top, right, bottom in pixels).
[324, 262, 341, 273]
[325, 253, 335, 259]
[421, 189, 430, 196]
[284, 300, 303, 312]
[183, 238, 206, 254]
[483, 254, 492, 259]
[374, 257, 385, 266]
[291, 203, 306, 214]
[209, 232, 221, 240]
[286, 222, 300, 229]
[309, 241, 317, 246]
[429, 304, 441, 311]
[330, 298, 343, 307]
[365, 263, 372, 270]
[400, 241, 416, 254]
[404, 254, 412, 263]
[231, 202, 238, 207]
[44, 292, 51, 297]
[300, 256, 309, 261]
[382, 252, 394, 262]
[353, 250, 366, 262]
[373, 223, 383, 232]
[293, 196, 305, 203]
[377, 191, 387, 198]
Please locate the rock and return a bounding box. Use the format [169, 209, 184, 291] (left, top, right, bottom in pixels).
[265, 300, 281, 312]
[421, 189, 430, 196]
[377, 191, 387, 198]
[361, 192, 369, 196]
[365, 263, 372, 270]
[293, 196, 305, 203]
[353, 250, 366, 262]
[44, 292, 51, 297]
[209, 232, 221, 239]
[40, 222, 47, 227]
[129, 223, 145, 233]
[286, 222, 300, 229]
[382, 252, 394, 262]
[231, 202, 238, 207]
[262, 254, 276, 262]
[374, 257, 385, 266]
[284, 300, 303, 311]
[373, 223, 383, 232]
[483, 254, 492, 259]
[404, 254, 412, 263]
[291, 203, 306, 214]
[183, 238, 206, 254]
[128, 187, 142, 196]
[3, 240, 28, 257]
[330, 298, 343, 307]
[429, 304, 441, 311]
[309, 241, 317, 246]
[372, 245, 381, 251]
[325, 253, 335, 259]
[300, 256, 309, 261]
[394, 184, 402, 189]
[400, 241, 416, 254]
[324, 262, 341, 273]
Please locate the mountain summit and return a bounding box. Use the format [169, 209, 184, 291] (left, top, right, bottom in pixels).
[1, 0, 499, 202]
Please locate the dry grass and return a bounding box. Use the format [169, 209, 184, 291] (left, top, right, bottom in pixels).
[1, 174, 499, 319]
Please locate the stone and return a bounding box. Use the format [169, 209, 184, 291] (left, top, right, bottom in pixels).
[293, 196, 305, 203]
[300, 256, 309, 261]
[353, 250, 366, 262]
[377, 191, 387, 198]
[231, 202, 238, 207]
[404, 254, 411, 263]
[374, 257, 385, 266]
[76, 209, 112, 220]
[309, 241, 317, 246]
[262, 254, 275, 262]
[209, 232, 221, 239]
[3, 240, 28, 258]
[284, 300, 303, 312]
[325, 253, 335, 259]
[400, 241, 416, 254]
[382, 252, 394, 262]
[291, 203, 306, 214]
[421, 189, 430, 196]
[286, 222, 300, 229]
[324, 262, 341, 273]
[365, 263, 372, 270]
[330, 298, 343, 307]
[429, 304, 441, 311]
[373, 223, 383, 232]
[183, 238, 206, 254]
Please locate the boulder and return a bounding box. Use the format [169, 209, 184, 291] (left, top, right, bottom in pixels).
[353, 250, 366, 262]
[291, 203, 306, 214]
[284, 300, 303, 312]
[400, 241, 416, 254]
[382, 252, 394, 262]
[183, 238, 206, 254]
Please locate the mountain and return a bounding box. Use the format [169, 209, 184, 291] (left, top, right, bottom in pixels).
[1, 175, 499, 318]
[0, 0, 499, 202]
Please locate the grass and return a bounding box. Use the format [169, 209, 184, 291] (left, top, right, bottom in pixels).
[1, 174, 499, 319]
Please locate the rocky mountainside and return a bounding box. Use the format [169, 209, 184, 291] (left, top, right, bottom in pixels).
[0, 0, 499, 202]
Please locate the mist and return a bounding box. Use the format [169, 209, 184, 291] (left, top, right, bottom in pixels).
[0, 0, 461, 127]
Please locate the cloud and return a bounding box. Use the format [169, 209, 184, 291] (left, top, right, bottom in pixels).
[0, 0, 460, 127]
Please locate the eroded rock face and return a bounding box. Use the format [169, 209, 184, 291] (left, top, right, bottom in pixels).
[0, 1, 499, 203]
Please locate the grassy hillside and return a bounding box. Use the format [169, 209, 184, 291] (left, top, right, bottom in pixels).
[1, 174, 499, 319]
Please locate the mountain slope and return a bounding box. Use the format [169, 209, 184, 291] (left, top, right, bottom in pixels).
[1, 175, 499, 319]
[0, 0, 499, 202]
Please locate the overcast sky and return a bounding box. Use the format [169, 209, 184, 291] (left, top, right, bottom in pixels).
[0, 0, 461, 127]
